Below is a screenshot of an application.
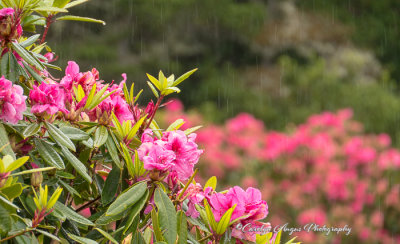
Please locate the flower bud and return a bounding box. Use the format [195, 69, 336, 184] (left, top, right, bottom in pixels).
[31, 171, 43, 187]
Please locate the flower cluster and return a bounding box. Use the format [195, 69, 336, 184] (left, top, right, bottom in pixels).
[30, 80, 68, 116]
[0, 8, 22, 43]
[138, 129, 203, 181]
[0, 76, 26, 124]
[161, 101, 400, 244]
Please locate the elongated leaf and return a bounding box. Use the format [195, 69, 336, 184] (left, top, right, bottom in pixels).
[101, 166, 120, 205]
[106, 181, 147, 216]
[57, 15, 105, 25]
[177, 210, 187, 244]
[94, 126, 108, 147]
[0, 195, 20, 209]
[95, 210, 125, 225]
[172, 68, 198, 87]
[0, 204, 12, 233]
[126, 115, 147, 140]
[151, 209, 164, 242]
[0, 124, 15, 160]
[5, 156, 28, 172]
[216, 205, 236, 235]
[154, 188, 177, 244]
[166, 119, 185, 132]
[64, 0, 88, 8]
[204, 176, 217, 191]
[11, 42, 43, 70]
[1, 51, 10, 79]
[95, 228, 118, 244]
[67, 233, 97, 244]
[105, 134, 122, 169]
[11, 167, 55, 176]
[23, 61, 44, 82]
[59, 126, 89, 141]
[55, 202, 94, 226]
[146, 73, 161, 90]
[35, 229, 60, 242]
[184, 126, 202, 136]
[61, 147, 91, 183]
[20, 34, 40, 47]
[23, 123, 41, 138]
[147, 81, 159, 98]
[122, 190, 149, 234]
[33, 6, 68, 12]
[45, 122, 76, 151]
[58, 180, 81, 198]
[35, 139, 65, 169]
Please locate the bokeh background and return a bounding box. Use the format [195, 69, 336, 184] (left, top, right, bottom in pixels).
[45, 0, 400, 243]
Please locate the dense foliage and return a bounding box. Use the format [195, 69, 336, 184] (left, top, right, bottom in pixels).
[0, 1, 298, 244]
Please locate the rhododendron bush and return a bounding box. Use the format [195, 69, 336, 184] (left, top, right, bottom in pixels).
[160, 100, 400, 243]
[0, 1, 298, 244]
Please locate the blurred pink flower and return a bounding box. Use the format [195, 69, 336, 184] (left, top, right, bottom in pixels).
[0, 76, 26, 124]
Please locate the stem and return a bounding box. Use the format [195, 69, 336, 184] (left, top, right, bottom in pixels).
[198, 234, 213, 242]
[75, 196, 101, 213]
[40, 15, 53, 44]
[0, 228, 32, 242]
[176, 169, 198, 201]
[144, 95, 165, 131]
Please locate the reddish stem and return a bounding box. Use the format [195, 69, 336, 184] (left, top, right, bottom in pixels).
[40, 15, 53, 44]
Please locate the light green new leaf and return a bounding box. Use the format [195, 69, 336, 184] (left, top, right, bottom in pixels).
[5, 156, 29, 172]
[184, 126, 203, 136]
[172, 68, 198, 87]
[166, 119, 185, 132]
[95, 228, 118, 244]
[147, 81, 159, 98]
[146, 73, 161, 90]
[33, 6, 68, 13]
[126, 115, 147, 140]
[94, 126, 108, 147]
[154, 188, 177, 244]
[1, 183, 23, 199]
[55, 202, 94, 226]
[61, 147, 91, 183]
[57, 15, 105, 25]
[106, 181, 147, 216]
[45, 122, 76, 151]
[11, 167, 55, 177]
[204, 176, 217, 191]
[64, 0, 88, 8]
[35, 139, 65, 169]
[216, 204, 236, 235]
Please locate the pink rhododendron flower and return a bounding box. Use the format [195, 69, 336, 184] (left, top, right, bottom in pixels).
[0, 8, 14, 17]
[178, 183, 212, 218]
[162, 130, 203, 180]
[30, 82, 68, 115]
[0, 7, 22, 40]
[138, 141, 175, 171]
[0, 76, 26, 124]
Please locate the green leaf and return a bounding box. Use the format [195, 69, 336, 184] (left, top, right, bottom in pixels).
[216, 204, 236, 235]
[0, 204, 12, 233]
[146, 73, 161, 90]
[172, 68, 198, 87]
[20, 34, 40, 47]
[101, 166, 120, 205]
[147, 81, 159, 98]
[56, 15, 105, 25]
[1, 51, 10, 79]
[120, 142, 134, 177]
[55, 202, 94, 226]
[58, 180, 81, 198]
[33, 6, 68, 12]
[45, 122, 76, 151]
[22, 123, 41, 138]
[52, 0, 71, 8]
[35, 139, 65, 169]
[105, 134, 122, 169]
[64, 0, 88, 8]
[10, 166, 55, 177]
[0, 124, 15, 160]
[67, 233, 97, 244]
[274, 229, 282, 244]
[122, 190, 149, 234]
[203, 200, 217, 231]
[61, 147, 92, 183]
[95, 210, 126, 225]
[0, 194, 20, 209]
[94, 126, 108, 147]
[154, 188, 177, 244]
[126, 115, 147, 141]
[151, 209, 164, 242]
[23, 61, 44, 82]
[95, 228, 118, 244]
[166, 119, 185, 132]
[59, 126, 90, 141]
[106, 181, 147, 216]
[11, 42, 43, 70]
[1, 183, 23, 199]
[177, 210, 187, 244]
[204, 176, 217, 191]
[184, 126, 202, 136]
[5, 156, 29, 172]
[35, 229, 61, 242]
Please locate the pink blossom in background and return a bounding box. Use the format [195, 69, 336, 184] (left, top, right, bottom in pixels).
[165, 99, 183, 112]
[0, 76, 26, 124]
[30, 82, 68, 115]
[297, 208, 326, 226]
[0, 8, 14, 17]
